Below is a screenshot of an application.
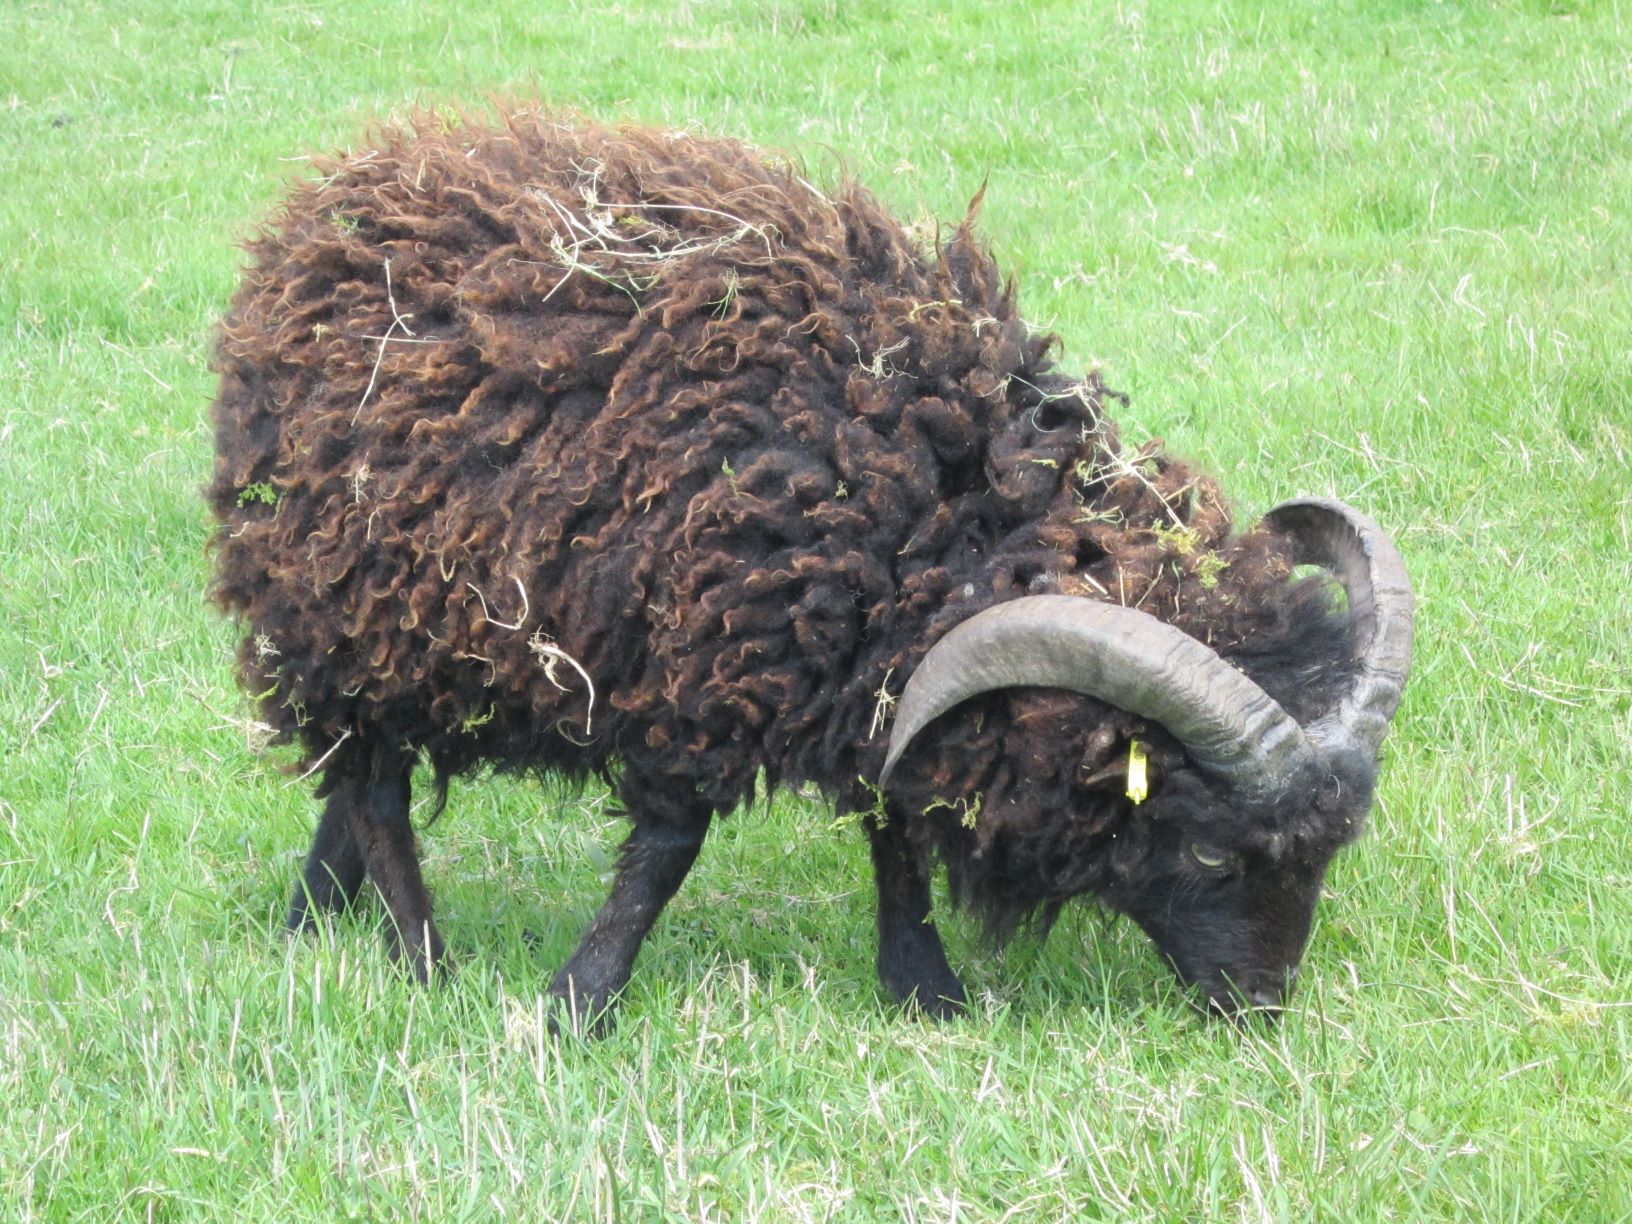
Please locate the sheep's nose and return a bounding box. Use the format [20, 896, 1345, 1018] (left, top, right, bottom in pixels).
[1245, 966, 1298, 1016]
[1214, 972, 1293, 1020]
[1245, 985, 1285, 1014]
[1203, 984, 1284, 1022]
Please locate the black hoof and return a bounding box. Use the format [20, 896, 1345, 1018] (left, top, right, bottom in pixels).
[880, 964, 968, 1020]
[386, 923, 449, 985]
[546, 973, 619, 1038]
[901, 981, 968, 1021]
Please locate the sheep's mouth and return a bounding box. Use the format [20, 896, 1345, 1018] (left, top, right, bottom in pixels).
[1187, 967, 1297, 1022]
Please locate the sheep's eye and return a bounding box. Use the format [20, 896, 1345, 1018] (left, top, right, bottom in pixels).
[1189, 843, 1228, 870]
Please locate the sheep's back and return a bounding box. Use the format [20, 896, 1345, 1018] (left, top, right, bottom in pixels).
[206, 112, 1042, 792]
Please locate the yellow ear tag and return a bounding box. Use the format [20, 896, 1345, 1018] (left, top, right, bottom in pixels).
[1126, 740, 1150, 805]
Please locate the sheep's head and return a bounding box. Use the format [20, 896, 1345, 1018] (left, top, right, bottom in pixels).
[1094, 742, 1377, 1017]
[881, 499, 1414, 1018]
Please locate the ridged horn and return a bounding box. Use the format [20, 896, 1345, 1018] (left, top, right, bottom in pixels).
[879, 595, 1313, 800]
[1262, 497, 1414, 760]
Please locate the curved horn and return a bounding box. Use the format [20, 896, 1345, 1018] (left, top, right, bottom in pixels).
[1262, 497, 1414, 760]
[879, 595, 1313, 800]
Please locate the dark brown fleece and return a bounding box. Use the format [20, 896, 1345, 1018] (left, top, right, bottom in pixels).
[208, 110, 1345, 912]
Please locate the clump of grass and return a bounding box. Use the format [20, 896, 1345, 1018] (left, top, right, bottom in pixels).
[924, 792, 983, 829]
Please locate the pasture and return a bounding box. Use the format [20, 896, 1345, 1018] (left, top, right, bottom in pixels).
[2, 1, 1628, 1218]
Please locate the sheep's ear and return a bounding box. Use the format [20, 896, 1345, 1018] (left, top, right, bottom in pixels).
[1079, 756, 1126, 791]
[1080, 738, 1161, 805]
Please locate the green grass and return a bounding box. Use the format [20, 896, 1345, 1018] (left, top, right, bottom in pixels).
[3, 0, 1630, 1218]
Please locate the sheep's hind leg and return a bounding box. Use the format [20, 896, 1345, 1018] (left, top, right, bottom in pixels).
[549, 793, 713, 1034]
[867, 813, 967, 1019]
[286, 777, 367, 932]
[290, 736, 445, 982]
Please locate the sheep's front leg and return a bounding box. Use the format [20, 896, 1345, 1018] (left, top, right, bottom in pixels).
[549, 797, 712, 1034]
[866, 814, 967, 1018]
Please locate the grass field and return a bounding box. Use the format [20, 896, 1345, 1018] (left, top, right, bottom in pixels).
[3, 0, 1630, 1219]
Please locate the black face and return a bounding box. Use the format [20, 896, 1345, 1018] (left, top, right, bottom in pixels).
[1109, 817, 1335, 1018]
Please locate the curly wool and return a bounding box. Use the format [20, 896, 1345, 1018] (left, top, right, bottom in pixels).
[208, 109, 1347, 894]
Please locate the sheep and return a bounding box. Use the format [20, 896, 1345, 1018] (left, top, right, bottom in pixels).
[207, 108, 1413, 1028]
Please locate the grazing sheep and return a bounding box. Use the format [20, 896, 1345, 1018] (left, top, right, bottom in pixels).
[208, 109, 1412, 1027]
